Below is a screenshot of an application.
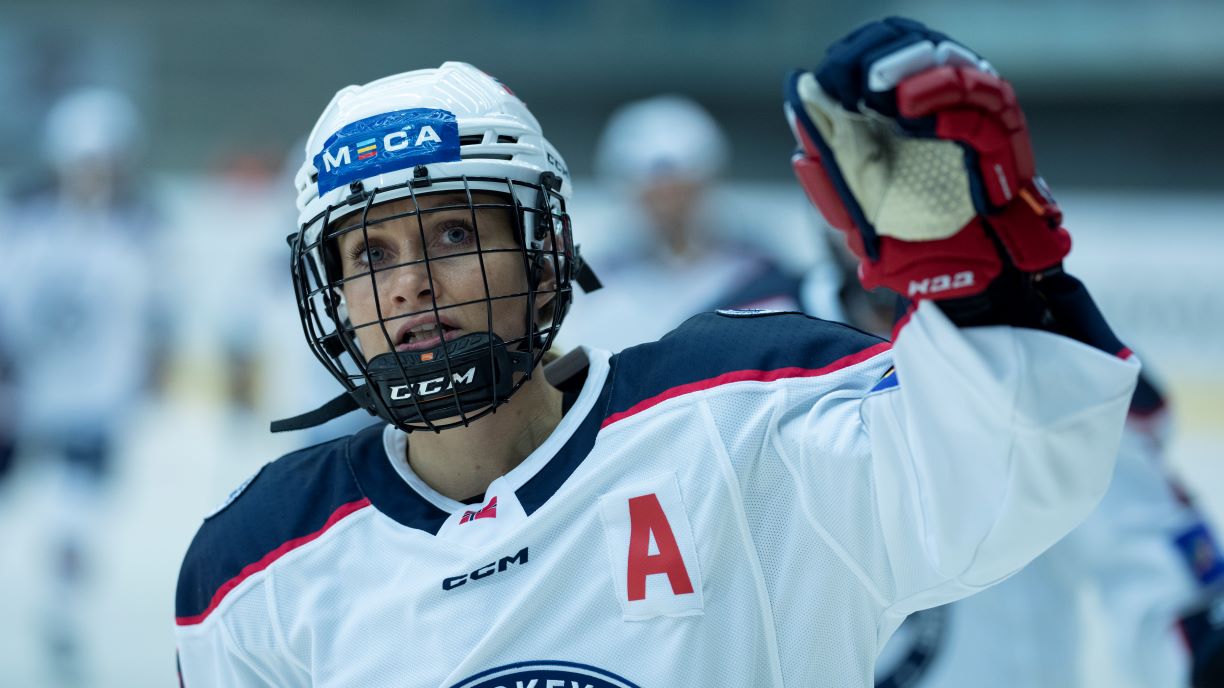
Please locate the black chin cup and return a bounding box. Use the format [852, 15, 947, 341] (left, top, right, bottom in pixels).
[365, 332, 533, 425]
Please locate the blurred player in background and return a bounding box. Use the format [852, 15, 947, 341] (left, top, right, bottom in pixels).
[0, 87, 163, 685]
[176, 19, 1139, 686]
[562, 95, 808, 352]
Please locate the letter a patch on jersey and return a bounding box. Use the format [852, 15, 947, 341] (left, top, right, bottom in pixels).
[598, 473, 704, 620]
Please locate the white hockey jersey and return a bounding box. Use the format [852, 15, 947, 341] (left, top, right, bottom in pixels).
[175, 303, 1138, 687]
[875, 376, 1224, 688]
[0, 194, 155, 438]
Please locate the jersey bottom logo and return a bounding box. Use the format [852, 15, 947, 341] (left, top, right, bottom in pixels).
[449, 660, 641, 688]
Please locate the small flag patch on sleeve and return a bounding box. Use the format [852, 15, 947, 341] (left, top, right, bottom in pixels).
[870, 367, 898, 393]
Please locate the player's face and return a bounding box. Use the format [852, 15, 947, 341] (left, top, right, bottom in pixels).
[335, 191, 552, 359]
[637, 176, 702, 233]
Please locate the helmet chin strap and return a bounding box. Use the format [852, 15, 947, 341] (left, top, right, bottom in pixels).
[270, 332, 533, 433]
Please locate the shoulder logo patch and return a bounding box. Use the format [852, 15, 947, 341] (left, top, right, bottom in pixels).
[871, 367, 899, 393]
[716, 308, 794, 317]
[204, 465, 266, 520]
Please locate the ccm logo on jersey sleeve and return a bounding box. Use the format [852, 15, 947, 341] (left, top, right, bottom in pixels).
[598, 473, 703, 619]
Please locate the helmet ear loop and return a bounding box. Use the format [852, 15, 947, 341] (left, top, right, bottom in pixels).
[294, 222, 356, 392]
[499, 186, 539, 381]
[526, 200, 567, 353]
[523, 200, 554, 354]
[315, 207, 374, 398]
[318, 234, 357, 360]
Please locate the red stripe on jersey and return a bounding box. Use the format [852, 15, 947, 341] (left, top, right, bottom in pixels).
[601, 341, 892, 429]
[175, 497, 371, 626]
[891, 303, 919, 341]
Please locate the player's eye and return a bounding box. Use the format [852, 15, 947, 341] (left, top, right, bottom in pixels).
[433, 222, 475, 253]
[345, 242, 391, 268]
[442, 224, 471, 246]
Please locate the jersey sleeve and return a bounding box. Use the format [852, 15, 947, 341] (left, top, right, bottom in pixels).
[175, 580, 307, 687]
[173, 433, 371, 687]
[872, 301, 1138, 613]
[768, 300, 1138, 623]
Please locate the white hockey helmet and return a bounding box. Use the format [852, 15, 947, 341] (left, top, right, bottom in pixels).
[43, 87, 141, 171]
[279, 62, 599, 434]
[594, 94, 728, 185]
[295, 62, 572, 236]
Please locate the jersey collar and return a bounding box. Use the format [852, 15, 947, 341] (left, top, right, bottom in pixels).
[347, 348, 612, 534]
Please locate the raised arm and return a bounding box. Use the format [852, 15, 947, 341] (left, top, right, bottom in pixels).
[782, 17, 1139, 619]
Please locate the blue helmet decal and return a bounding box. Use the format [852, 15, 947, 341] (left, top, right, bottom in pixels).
[314, 108, 461, 196]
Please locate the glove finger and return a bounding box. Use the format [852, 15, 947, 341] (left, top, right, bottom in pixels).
[932, 109, 1017, 209]
[898, 66, 1011, 119]
[785, 70, 877, 261]
[870, 47, 995, 132]
[898, 68, 1035, 209]
[817, 16, 940, 113]
[861, 37, 979, 117]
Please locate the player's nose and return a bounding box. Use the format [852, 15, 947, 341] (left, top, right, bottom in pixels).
[383, 253, 436, 310]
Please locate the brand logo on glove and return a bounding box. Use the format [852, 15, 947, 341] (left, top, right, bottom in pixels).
[907, 271, 975, 297]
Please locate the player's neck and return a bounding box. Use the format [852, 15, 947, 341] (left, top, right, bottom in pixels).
[404, 368, 564, 502]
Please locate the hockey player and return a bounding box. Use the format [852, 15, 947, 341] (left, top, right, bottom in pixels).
[0, 86, 161, 684]
[175, 19, 1138, 686]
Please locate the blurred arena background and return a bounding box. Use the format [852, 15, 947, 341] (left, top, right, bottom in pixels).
[0, 1, 1220, 686]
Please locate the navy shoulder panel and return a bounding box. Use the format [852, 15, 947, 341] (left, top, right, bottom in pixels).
[175, 427, 379, 624]
[603, 310, 888, 425]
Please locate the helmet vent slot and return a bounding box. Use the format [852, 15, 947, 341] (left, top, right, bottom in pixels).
[461, 152, 514, 161]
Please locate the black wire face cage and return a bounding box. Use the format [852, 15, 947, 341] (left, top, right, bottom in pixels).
[289, 170, 577, 433]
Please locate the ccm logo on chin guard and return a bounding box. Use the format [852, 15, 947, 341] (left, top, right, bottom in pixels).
[908, 271, 975, 297]
[390, 367, 476, 400]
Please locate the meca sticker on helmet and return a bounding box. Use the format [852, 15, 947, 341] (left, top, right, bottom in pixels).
[314, 108, 460, 196]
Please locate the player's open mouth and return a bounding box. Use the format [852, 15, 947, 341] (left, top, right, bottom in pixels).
[395, 320, 461, 352]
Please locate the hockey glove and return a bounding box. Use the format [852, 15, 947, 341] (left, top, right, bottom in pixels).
[785, 17, 1069, 304]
